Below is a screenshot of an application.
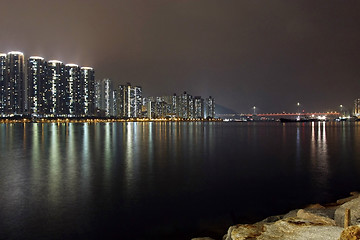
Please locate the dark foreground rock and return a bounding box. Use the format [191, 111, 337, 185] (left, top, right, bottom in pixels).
[339, 225, 360, 240]
[194, 193, 360, 240]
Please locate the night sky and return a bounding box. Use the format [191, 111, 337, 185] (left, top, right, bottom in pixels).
[1, 0, 360, 113]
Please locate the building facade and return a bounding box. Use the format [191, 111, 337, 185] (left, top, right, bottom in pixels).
[194, 96, 204, 118]
[99, 78, 112, 117]
[354, 99, 360, 117]
[6, 51, 25, 115]
[205, 96, 215, 118]
[80, 67, 95, 116]
[0, 53, 7, 115]
[27, 56, 47, 116]
[47, 60, 66, 116]
[118, 83, 142, 118]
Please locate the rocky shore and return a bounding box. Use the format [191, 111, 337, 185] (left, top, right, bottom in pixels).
[193, 192, 360, 240]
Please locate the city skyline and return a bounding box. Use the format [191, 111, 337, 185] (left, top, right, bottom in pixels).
[0, 50, 215, 120]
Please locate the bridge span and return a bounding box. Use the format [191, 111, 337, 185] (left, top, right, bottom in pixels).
[217, 112, 340, 119]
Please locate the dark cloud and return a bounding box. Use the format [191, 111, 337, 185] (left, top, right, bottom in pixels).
[1, 0, 360, 113]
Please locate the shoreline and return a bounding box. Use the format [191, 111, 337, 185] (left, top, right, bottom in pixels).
[0, 116, 222, 123]
[193, 192, 360, 240]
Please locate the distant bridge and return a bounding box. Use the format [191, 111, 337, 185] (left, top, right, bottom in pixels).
[217, 112, 340, 119]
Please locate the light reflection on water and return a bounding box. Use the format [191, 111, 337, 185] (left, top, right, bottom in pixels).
[309, 122, 329, 190]
[0, 122, 360, 239]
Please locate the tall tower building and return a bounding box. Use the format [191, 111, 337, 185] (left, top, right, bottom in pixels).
[206, 96, 215, 118]
[0, 53, 6, 115]
[111, 89, 117, 117]
[47, 60, 65, 116]
[134, 86, 142, 118]
[65, 64, 80, 116]
[80, 67, 95, 117]
[118, 83, 142, 118]
[169, 94, 177, 117]
[194, 96, 204, 118]
[6, 51, 25, 115]
[94, 80, 101, 115]
[28, 56, 47, 116]
[100, 78, 112, 117]
[178, 91, 191, 119]
[188, 96, 194, 119]
[354, 99, 360, 117]
[117, 84, 126, 118]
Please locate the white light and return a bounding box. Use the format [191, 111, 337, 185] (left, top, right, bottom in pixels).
[0, 53, 6, 57]
[66, 63, 78, 67]
[48, 60, 62, 64]
[29, 56, 44, 60]
[81, 67, 93, 70]
[8, 51, 24, 55]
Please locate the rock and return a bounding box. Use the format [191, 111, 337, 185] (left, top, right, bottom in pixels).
[261, 215, 283, 223]
[339, 225, 360, 240]
[258, 219, 343, 240]
[335, 196, 360, 227]
[303, 208, 337, 220]
[297, 209, 336, 226]
[283, 209, 299, 219]
[305, 203, 326, 209]
[224, 223, 264, 240]
[224, 216, 342, 240]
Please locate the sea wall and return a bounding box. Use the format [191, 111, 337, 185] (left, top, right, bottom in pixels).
[193, 192, 360, 240]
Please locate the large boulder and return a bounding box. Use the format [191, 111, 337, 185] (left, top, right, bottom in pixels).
[258, 219, 343, 240]
[296, 209, 336, 226]
[224, 223, 264, 240]
[335, 196, 360, 227]
[224, 214, 341, 240]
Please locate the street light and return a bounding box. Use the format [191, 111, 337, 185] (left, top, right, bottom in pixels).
[253, 106, 256, 115]
[297, 102, 300, 115]
[340, 104, 343, 117]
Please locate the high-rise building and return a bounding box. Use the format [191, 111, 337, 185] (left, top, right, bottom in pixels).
[80, 67, 95, 116]
[194, 96, 204, 118]
[28, 56, 47, 116]
[163, 94, 177, 117]
[143, 98, 152, 118]
[65, 64, 80, 116]
[111, 89, 117, 117]
[94, 80, 101, 115]
[99, 78, 112, 117]
[117, 84, 125, 117]
[48, 60, 65, 116]
[5, 51, 25, 115]
[354, 99, 360, 117]
[0, 53, 6, 115]
[118, 83, 142, 118]
[178, 91, 192, 119]
[188, 96, 194, 119]
[134, 86, 142, 118]
[205, 96, 215, 118]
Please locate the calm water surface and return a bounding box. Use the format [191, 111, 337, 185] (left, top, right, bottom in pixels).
[1, 122, 360, 239]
